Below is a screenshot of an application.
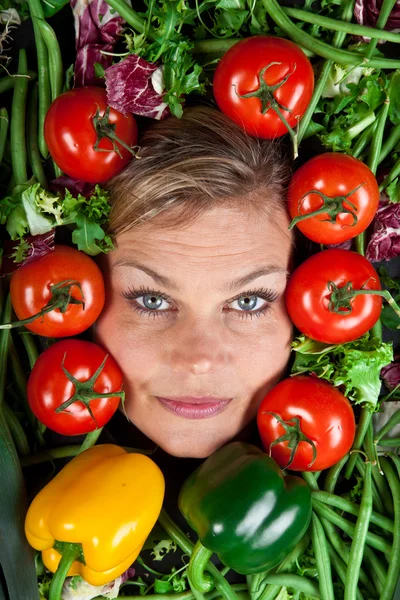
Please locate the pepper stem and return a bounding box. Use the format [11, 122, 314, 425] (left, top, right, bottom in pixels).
[0, 280, 84, 330]
[55, 352, 125, 426]
[48, 542, 81, 600]
[263, 411, 317, 469]
[328, 280, 400, 325]
[288, 185, 362, 230]
[188, 541, 214, 593]
[234, 62, 299, 158]
[92, 106, 139, 158]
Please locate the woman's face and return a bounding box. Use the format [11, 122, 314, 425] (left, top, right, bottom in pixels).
[95, 203, 294, 457]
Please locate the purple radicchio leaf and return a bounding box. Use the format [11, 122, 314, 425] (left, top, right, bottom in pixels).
[50, 176, 95, 198]
[70, 0, 127, 87]
[105, 54, 170, 119]
[366, 196, 400, 261]
[354, 0, 400, 42]
[1, 231, 55, 276]
[381, 355, 400, 391]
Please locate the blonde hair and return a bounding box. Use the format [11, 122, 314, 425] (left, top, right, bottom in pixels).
[107, 104, 292, 236]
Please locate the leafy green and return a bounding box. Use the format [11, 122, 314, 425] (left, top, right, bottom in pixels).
[386, 177, 400, 203]
[315, 71, 388, 152]
[1, 183, 114, 260]
[151, 539, 177, 561]
[291, 334, 393, 411]
[378, 267, 400, 329]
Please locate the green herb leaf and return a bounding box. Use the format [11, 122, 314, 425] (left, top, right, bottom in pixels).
[291, 334, 393, 410]
[386, 177, 400, 203]
[151, 538, 177, 561]
[71, 213, 114, 256]
[154, 578, 174, 593]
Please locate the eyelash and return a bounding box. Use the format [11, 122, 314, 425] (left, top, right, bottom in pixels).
[122, 285, 279, 320]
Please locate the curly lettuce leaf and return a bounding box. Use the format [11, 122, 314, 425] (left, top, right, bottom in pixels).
[2, 183, 114, 259]
[291, 334, 393, 410]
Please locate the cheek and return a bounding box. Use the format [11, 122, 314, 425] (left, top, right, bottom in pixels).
[95, 302, 163, 386]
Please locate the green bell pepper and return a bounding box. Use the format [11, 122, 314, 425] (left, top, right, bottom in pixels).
[179, 442, 312, 585]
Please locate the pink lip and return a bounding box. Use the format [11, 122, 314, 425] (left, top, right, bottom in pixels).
[156, 396, 232, 419]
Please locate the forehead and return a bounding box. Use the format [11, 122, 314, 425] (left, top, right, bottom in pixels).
[114, 205, 293, 260]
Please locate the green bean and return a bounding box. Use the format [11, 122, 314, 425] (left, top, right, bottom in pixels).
[311, 491, 394, 533]
[9, 333, 45, 448]
[311, 513, 334, 600]
[312, 500, 391, 555]
[120, 586, 249, 600]
[364, 423, 394, 516]
[262, 0, 400, 69]
[158, 510, 240, 600]
[257, 532, 311, 600]
[11, 49, 28, 186]
[35, 18, 63, 101]
[297, 0, 354, 144]
[377, 436, 400, 446]
[19, 332, 40, 370]
[379, 457, 400, 600]
[344, 407, 372, 480]
[27, 0, 51, 158]
[0, 72, 37, 96]
[344, 461, 373, 600]
[378, 122, 400, 165]
[318, 516, 375, 595]
[364, 0, 398, 59]
[374, 408, 400, 443]
[326, 543, 364, 600]
[27, 84, 48, 188]
[355, 456, 386, 515]
[283, 6, 400, 43]
[368, 79, 392, 176]
[302, 471, 319, 491]
[362, 546, 386, 596]
[78, 428, 104, 453]
[324, 453, 349, 493]
[3, 402, 30, 456]
[379, 156, 400, 192]
[256, 574, 320, 599]
[0, 107, 8, 165]
[352, 118, 379, 159]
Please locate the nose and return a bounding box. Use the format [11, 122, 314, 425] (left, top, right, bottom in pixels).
[168, 318, 229, 375]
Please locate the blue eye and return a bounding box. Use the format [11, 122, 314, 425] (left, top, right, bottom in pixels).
[229, 295, 266, 312]
[137, 294, 171, 311]
[122, 286, 279, 320]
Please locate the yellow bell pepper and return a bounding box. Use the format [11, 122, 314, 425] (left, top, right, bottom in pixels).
[25, 444, 165, 594]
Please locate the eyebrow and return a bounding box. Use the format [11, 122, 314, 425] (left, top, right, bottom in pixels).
[113, 260, 288, 292]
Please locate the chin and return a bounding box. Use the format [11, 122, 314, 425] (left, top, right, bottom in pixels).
[154, 428, 238, 459]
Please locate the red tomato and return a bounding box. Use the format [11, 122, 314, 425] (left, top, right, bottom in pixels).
[257, 375, 355, 471]
[285, 249, 382, 344]
[27, 339, 123, 435]
[287, 153, 380, 244]
[10, 245, 105, 337]
[213, 36, 314, 138]
[44, 87, 138, 183]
